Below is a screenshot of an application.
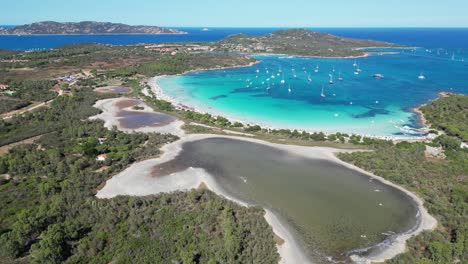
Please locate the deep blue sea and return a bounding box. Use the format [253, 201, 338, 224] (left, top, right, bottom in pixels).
[1, 27, 468, 50]
[1, 27, 467, 136]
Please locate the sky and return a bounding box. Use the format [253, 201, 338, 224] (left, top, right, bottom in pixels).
[2, 0, 467, 27]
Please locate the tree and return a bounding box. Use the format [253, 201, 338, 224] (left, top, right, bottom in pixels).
[60, 83, 70, 90]
[30, 224, 66, 264]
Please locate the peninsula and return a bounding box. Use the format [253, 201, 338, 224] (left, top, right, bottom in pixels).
[0, 21, 186, 35]
[212, 28, 397, 57]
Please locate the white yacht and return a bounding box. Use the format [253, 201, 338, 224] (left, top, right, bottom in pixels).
[321, 86, 326, 97]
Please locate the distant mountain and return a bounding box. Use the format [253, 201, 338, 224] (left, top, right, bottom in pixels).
[214, 28, 396, 57]
[0, 21, 186, 35]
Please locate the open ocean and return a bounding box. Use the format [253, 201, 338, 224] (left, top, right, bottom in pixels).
[2, 27, 467, 136]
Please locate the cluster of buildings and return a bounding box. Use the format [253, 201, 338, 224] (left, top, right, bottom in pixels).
[144, 44, 213, 55]
[57, 75, 79, 82]
[217, 43, 274, 53]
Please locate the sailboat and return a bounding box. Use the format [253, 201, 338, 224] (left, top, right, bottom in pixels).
[338, 72, 343, 81]
[280, 73, 285, 84]
[307, 74, 312, 82]
[353, 60, 357, 67]
[288, 85, 292, 93]
[418, 72, 426, 80]
[320, 86, 326, 97]
[329, 74, 334, 84]
[314, 65, 319, 73]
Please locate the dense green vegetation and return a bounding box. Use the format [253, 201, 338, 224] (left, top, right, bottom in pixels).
[135, 54, 256, 77]
[0, 88, 279, 263]
[8, 79, 58, 102]
[0, 79, 57, 116]
[420, 94, 468, 141]
[0, 49, 19, 60]
[0, 43, 254, 82]
[338, 96, 468, 263]
[0, 97, 30, 115]
[0, 88, 104, 146]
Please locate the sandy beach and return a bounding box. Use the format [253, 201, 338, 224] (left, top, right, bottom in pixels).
[96, 133, 437, 264]
[149, 75, 436, 142]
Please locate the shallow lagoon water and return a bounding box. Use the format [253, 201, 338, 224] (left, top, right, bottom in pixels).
[158, 50, 467, 136]
[152, 137, 419, 262]
[114, 99, 176, 129]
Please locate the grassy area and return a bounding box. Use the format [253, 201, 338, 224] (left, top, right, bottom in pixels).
[0, 97, 30, 115]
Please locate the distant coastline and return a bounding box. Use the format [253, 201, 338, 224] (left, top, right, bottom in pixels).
[0, 21, 187, 35]
[0, 32, 188, 36]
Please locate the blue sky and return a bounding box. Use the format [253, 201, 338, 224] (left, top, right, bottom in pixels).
[2, 0, 467, 27]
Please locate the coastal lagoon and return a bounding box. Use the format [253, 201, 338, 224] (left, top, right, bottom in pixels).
[157, 49, 467, 136]
[151, 137, 419, 262]
[114, 99, 176, 129]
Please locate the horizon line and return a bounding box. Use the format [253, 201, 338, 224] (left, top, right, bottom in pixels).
[1, 23, 468, 29]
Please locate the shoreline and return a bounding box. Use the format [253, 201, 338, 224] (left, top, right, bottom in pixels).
[96, 133, 437, 264]
[249, 52, 371, 59]
[327, 151, 438, 263]
[0, 32, 188, 36]
[149, 75, 436, 142]
[179, 59, 260, 75]
[412, 91, 456, 130]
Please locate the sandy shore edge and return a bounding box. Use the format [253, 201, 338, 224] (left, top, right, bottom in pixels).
[96, 133, 437, 264]
[149, 75, 436, 142]
[325, 151, 438, 263]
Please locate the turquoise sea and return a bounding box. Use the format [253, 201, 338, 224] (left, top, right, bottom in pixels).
[158, 47, 467, 136]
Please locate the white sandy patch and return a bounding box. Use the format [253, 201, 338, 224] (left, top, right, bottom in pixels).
[90, 97, 185, 137]
[96, 133, 437, 263]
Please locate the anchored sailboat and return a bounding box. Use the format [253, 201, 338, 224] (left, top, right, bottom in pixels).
[321, 86, 326, 97]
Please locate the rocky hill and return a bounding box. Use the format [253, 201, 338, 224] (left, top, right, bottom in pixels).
[0, 21, 186, 35]
[213, 28, 396, 57]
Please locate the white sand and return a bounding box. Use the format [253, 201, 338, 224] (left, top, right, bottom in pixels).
[90, 97, 185, 137]
[149, 76, 436, 143]
[96, 133, 437, 264]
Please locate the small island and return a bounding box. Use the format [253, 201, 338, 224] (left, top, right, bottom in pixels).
[0, 21, 186, 35]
